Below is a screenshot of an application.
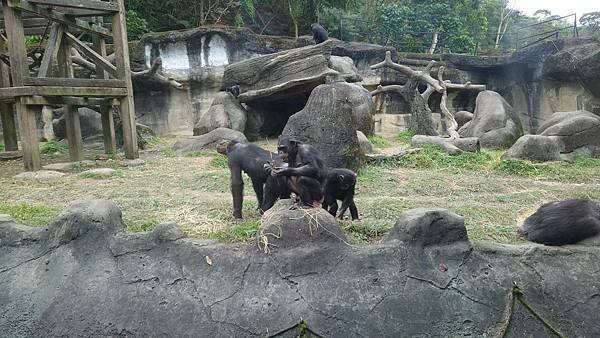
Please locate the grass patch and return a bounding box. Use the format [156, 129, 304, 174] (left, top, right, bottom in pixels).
[0, 202, 61, 226]
[368, 134, 390, 148]
[40, 141, 68, 154]
[209, 220, 260, 242]
[127, 217, 161, 232]
[387, 145, 499, 171]
[0, 143, 4, 151]
[396, 130, 416, 144]
[340, 220, 390, 242]
[185, 150, 216, 157]
[79, 170, 124, 179]
[208, 154, 228, 168]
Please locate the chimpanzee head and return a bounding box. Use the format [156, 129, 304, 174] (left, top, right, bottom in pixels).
[337, 172, 355, 191]
[277, 136, 300, 163]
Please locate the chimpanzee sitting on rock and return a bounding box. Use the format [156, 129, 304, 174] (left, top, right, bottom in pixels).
[323, 168, 360, 221]
[219, 140, 289, 220]
[272, 136, 328, 208]
[519, 199, 600, 246]
[311, 23, 329, 44]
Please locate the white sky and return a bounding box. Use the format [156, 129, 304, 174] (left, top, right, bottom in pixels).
[510, 0, 599, 18]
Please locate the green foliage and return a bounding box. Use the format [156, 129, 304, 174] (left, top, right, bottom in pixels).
[340, 220, 390, 242]
[208, 154, 229, 168]
[367, 134, 389, 148]
[128, 217, 160, 232]
[126, 10, 149, 40]
[396, 130, 416, 144]
[388, 145, 495, 170]
[40, 141, 68, 154]
[0, 202, 61, 226]
[210, 220, 260, 242]
[0, 143, 4, 151]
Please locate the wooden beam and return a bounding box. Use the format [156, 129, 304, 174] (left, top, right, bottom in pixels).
[0, 86, 128, 98]
[0, 60, 18, 151]
[112, 0, 138, 159]
[26, 77, 126, 87]
[26, 0, 118, 12]
[37, 23, 62, 77]
[0, 17, 47, 28]
[20, 95, 119, 106]
[92, 21, 115, 155]
[64, 31, 116, 77]
[16, 98, 41, 170]
[3, 0, 29, 85]
[8, 0, 111, 37]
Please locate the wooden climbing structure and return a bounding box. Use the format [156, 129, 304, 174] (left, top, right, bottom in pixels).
[0, 0, 137, 171]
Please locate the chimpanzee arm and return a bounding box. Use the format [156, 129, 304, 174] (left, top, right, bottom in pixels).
[230, 163, 244, 219]
[279, 164, 320, 179]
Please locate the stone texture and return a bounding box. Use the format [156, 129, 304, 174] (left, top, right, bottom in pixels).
[282, 83, 365, 170]
[193, 92, 247, 136]
[42, 161, 94, 172]
[538, 110, 600, 154]
[357, 130, 373, 154]
[172, 127, 247, 154]
[80, 168, 117, 178]
[2, 200, 599, 337]
[0, 151, 22, 161]
[120, 158, 146, 167]
[453, 110, 474, 129]
[0, 214, 13, 223]
[13, 170, 65, 180]
[411, 135, 480, 154]
[502, 135, 562, 162]
[384, 208, 468, 246]
[329, 55, 362, 83]
[53, 107, 103, 140]
[459, 90, 524, 148]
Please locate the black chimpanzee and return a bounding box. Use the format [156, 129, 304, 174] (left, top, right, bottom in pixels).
[225, 84, 240, 98]
[311, 23, 329, 44]
[272, 136, 328, 208]
[518, 199, 600, 246]
[219, 140, 289, 220]
[322, 168, 359, 220]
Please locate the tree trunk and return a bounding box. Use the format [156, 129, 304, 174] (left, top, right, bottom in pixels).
[288, 0, 298, 38]
[428, 31, 439, 54]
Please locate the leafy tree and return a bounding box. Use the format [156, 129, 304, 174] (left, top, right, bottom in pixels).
[126, 10, 149, 40]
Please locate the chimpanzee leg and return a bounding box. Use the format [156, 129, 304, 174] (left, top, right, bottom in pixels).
[297, 176, 323, 207]
[230, 165, 244, 219]
[349, 202, 359, 220]
[328, 200, 339, 217]
[261, 176, 282, 212]
[251, 178, 264, 210]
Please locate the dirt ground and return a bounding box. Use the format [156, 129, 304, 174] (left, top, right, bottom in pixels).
[1, 135, 600, 244]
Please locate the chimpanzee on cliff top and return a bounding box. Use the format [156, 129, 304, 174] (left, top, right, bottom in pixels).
[272, 136, 328, 208]
[311, 23, 329, 44]
[323, 168, 359, 220]
[219, 140, 289, 220]
[519, 199, 600, 246]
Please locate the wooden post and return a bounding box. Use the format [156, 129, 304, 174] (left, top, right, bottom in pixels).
[112, 0, 138, 159]
[0, 59, 18, 151]
[3, 0, 40, 170]
[92, 19, 116, 155]
[57, 27, 83, 162]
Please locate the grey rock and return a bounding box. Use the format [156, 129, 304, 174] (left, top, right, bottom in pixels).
[173, 127, 247, 154]
[14, 170, 65, 180]
[53, 107, 103, 140]
[152, 221, 186, 242]
[193, 92, 248, 136]
[282, 83, 365, 170]
[121, 158, 146, 167]
[0, 151, 22, 161]
[384, 208, 469, 246]
[42, 160, 94, 172]
[357, 130, 373, 154]
[538, 110, 600, 153]
[329, 55, 362, 82]
[411, 135, 480, 154]
[560, 145, 597, 162]
[502, 135, 562, 162]
[80, 168, 117, 177]
[459, 90, 523, 148]
[453, 110, 473, 129]
[257, 199, 346, 251]
[0, 214, 13, 223]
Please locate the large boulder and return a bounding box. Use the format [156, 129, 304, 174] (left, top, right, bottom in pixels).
[52, 107, 103, 140]
[193, 92, 247, 136]
[172, 127, 247, 154]
[357, 130, 373, 154]
[458, 90, 523, 148]
[282, 83, 364, 170]
[384, 208, 469, 246]
[538, 110, 600, 154]
[329, 55, 362, 83]
[453, 110, 473, 129]
[502, 135, 562, 162]
[344, 82, 376, 136]
[411, 135, 480, 155]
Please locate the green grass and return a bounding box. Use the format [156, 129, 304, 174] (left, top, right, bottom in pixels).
[127, 217, 162, 232]
[40, 141, 68, 154]
[396, 130, 416, 144]
[384, 145, 499, 170]
[368, 134, 390, 148]
[0, 143, 4, 151]
[209, 220, 260, 242]
[185, 150, 228, 168]
[0, 202, 61, 226]
[340, 220, 391, 242]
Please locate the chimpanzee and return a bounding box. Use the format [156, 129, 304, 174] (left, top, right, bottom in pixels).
[311, 23, 329, 44]
[225, 84, 240, 98]
[220, 140, 289, 220]
[272, 136, 328, 208]
[322, 168, 359, 220]
[518, 199, 600, 246]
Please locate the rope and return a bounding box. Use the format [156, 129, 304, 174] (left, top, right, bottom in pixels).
[265, 320, 327, 338]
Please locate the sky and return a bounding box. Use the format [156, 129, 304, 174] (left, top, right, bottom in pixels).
[510, 0, 599, 18]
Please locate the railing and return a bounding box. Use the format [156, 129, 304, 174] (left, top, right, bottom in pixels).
[515, 13, 578, 49]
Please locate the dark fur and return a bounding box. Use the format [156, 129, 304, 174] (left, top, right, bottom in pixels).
[225, 84, 240, 98]
[224, 140, 289, 219]
[311, 23, 329, 44]
[519, 199, 600, 246]
[323, 168, 359, 220]
[274, 136, 328, 207]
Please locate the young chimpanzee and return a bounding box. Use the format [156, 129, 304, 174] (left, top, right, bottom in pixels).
[311, 23, 329, 44]
[518, 199, 600, 246]
[219, 140, 289, 220]
[322, 168, 359, 221]
[272, 136, 328, 208]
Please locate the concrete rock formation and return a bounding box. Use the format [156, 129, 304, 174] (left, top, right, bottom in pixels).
[173, 127, 247, 154]
[356, 130, 373, 154]
[538, 110, 600, 154]
[2, 200, 600, 337]
[459, 90, 524, 148]
[503, 135, 562, 162]
[193, 92, 247, 136]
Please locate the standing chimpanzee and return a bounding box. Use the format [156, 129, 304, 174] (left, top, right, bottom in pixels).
[519, 199, 600, 246]
[323, 168, 359, 221]
[311, 23, 329, 44]
[219, 140, 289, 220]
[272, 136, 328, 208]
